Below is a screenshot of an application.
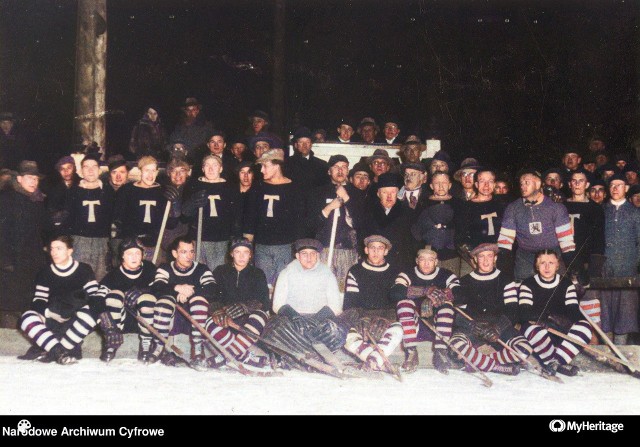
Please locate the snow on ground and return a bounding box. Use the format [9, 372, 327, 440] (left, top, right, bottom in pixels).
[1, 356, 638, 415]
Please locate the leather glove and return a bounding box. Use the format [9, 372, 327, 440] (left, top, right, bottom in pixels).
[98, 311, 124, 350]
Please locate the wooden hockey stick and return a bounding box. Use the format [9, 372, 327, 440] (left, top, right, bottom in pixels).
[326, 206, 339, 268]
[124, 307, 184, 357]
[152, 201, 171, 265]
[421, 317, 493, 387]
[454, 307, 562, 383]
[364, 328, 403, 382]
[196, 207, 203, 261]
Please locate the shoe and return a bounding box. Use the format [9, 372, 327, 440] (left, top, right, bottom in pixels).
[206, 354, 226, 369]
[190, 353, 208, 370]
[491, 363, 520, 376]
[100, 348, 117, 363]
[239, 351, 270, 371]
[138, 338, 153, 364]
[401, 347, 419, 373]
[159, 349, 180, 367]
[18, 345, 47, 361]
[447, 349, 466, 370]
[432, 349, 451, 374]
[50, 345, 78, 365]
[556, 363, 579, 377]
[540, 360, 559, 377]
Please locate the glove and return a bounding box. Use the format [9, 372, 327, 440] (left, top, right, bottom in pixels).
[277, 304, 300, 318]
[51, 210, 69, 227]
[547, 313, 573, 332]
[98, 311, 124, 350]
[588, 254, 606, 279]
[211, 309, 232, 327]
[124, 287, 144, 311]
[368, 316, 391, 341]
[163, 185, 180, 202]
[183, 190, 208, 216]
[420, 298, 434, 318]
[426, 286, 453, 307]
[472, 321, 500, 343]
[307, 319, 347, 352]
[224, 303, 249, 320]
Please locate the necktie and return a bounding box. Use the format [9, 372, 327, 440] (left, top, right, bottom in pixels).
[409, 194, 418, 209]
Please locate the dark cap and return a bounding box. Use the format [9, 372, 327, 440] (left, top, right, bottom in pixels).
[250, 134, 275, 151]
[81, 153, 101, 166]
[607, 172, 627, 184]
[401, 162, 426, 174]
[627, 184, 640, 199]
[349, 161, 373, 178]
[235, 160, 254, 174]
[119, 237, 144, 257]
[543, 167, 564, 179]
[517, 168, 542, 180]
[589, 178, 606, 189]
[367, 149, 391, 165]
[249, 110, 270, 122]
[404, 135, 422, 145]
[0, 112, 16, 122]
[55, 155, 75, 170]
[328, 154, 349, 167]
[108, 156, 128, 172]
[230, 237, 253, 252]
[183, 97, 201, 108]
[431, 150, 451, 165]
[18, 160, 42, 177]
[292, 126, 312, 142]
[358, 117, 379, 131]
[377, 172, 403, 188]
[294, 238, 323, 253]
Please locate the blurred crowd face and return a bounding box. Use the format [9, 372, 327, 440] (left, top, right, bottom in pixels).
[384, 123, 400, 141]
[185, 105, 200, 120]
[231, 142, 247, 160]
[146, 108, 158, 122]
[207, 135, 226, 156]
[370, 159, 390, 178]
[475, 171, 495, 198]
[430, 160, 448, 174]
[329, 161, 349, 185]
[562, 153, 581, 170]
[494, 181, 509, 195]
[294, 137, 312, 157]
[460, 169, 477, 190]
[17, 174, 39, 194]
[252, 117, 266, 134]
[110, 166, 128, 188]
[59, 162, 75, 183]
[81, 159, 100, 183]
[431, 172, 451, 198]
[253, 141, 270, 159]
[169, 166, 189, 187]
[589, 184, 606, 204]
[544, 173, 563, 191]
[238, 166, 254, 190]
[359, 125, 377, 144]
[337, 124, 354, 141]
[377, 186, 398, 209]
[1, 119, 14, 135]
[350, 171, 370, 191]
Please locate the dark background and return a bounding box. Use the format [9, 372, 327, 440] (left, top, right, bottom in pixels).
[1, 0, 638, 174]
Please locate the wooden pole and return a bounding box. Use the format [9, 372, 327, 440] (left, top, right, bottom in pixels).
[74, 0, 107, 156]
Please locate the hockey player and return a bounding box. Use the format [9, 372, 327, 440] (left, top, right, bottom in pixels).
[448, 243, 528, 375]
[18, 236, 100, 364]
[113, 156, 180, 264]
[151, 236, 216, 366]
[306, 155, 364, 291]
[342, 235, 403, 371]
[62, 154, 115, 280]
[390, 248, 461, 373]
[518, 250, 593, 376]
[202, 238, 270, 370]
[182, 154, 242, 271]
[243, 149, 305, 286]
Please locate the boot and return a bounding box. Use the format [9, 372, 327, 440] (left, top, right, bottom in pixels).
[159, 349, 181, 367]
[18, 345, 47, 361]
[147, 342, 164, 364]
[491, 363, 520, 376]
[556, 363, 579, 377]
[100, 348, 117, 363]
[50, 344, 78, 365]
[540, 360, 559, 377]
[206, 353, 226, 369]
[432, 349, 451, 374]
[447, 349, 466, 370]
[238, 351, 270, 372]
[401, 347, 419, 373]
[137, 337, 153, 364]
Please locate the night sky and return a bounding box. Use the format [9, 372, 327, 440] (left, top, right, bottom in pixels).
[1, 0, 638, 174]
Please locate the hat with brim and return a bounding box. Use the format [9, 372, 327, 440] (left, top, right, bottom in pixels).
[377, 172, 403, 189]
[249, 110, 270, 122]
[470, 243, 499, 258]
[294, 238, 323, 253]
[183, 97, 201, 108]
[250, 135, 275, 151]
[255, 149, 285, 164]
[292, 127, 312, 143]
[235, 160, 254, 175]
[368, 149, 391, 165]
[454, 158, 482, 182]
[401, 162, 426, 175]
[358, 117, 379, 132]
[364, 235, 392, 251]
[18, 160, 43, 177]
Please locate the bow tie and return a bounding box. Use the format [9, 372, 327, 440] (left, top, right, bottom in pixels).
[524, 199, 537, 206]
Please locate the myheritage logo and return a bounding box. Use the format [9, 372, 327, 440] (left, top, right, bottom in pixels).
[549, 419, 566, 432]
[17, 420, 31, 435]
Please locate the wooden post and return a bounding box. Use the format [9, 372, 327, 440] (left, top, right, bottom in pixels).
[74, 0, 107, 156]
[272, 0, 286, 135]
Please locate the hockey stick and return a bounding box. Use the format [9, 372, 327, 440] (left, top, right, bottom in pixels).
[364, 328, 403, 382]
[326, 206, 339, 268]
[174, 305, 257, 376]
[578, 308, 639, 378]
[124, 307, 185, 357]
[420, 317, 493, 387]
[196, 207, 203, 262]
[454, 307, 562, 383]
[152, 201, 171, 265]
[544, 325, 640, 376]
